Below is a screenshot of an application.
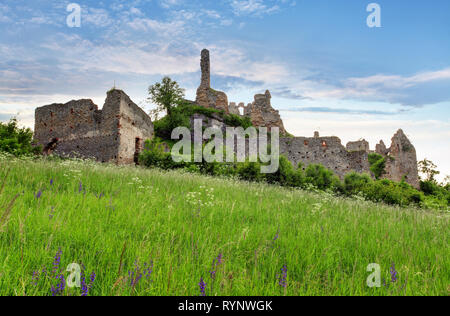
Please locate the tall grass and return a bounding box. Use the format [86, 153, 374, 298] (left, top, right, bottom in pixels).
[0, 156, 448, 296]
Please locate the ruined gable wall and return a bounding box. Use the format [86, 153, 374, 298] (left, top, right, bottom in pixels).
[34, 99, 121, 162]
[111, 90, 154, 164]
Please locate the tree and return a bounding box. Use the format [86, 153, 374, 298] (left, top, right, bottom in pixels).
[148, 77, 185, 119]
[0, 118, 41, 156]
[418, 159, 440, 182]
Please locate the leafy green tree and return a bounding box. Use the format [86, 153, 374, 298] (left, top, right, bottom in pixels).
[0, 118, 41, 156]
[148, 77, 185, 119]
[418, 159, 440, 182]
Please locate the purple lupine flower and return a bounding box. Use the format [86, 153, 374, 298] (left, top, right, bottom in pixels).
[32, 271, 39, 286]
[277, 265, 287, 288]
[51, 274, 65, 296]
[52, 248, 62, 276]
[50, 179, 54, 186]
[80, 271, 96, 296]
[36, 190, 42, 199]
[78, 182, 83, 193]
[49, 207, 55, 220]
[273, 229, 280, 241]
[143, 261, 153, 281]
[199, 277, 207, 296]
[390, 263, 398, 283]
[209, 253, 223, 280]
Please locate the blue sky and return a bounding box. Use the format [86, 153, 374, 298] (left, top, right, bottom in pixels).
[0, 0, 449, 178]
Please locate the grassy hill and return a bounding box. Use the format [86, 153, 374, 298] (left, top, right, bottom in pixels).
[0, 155, 448, 296]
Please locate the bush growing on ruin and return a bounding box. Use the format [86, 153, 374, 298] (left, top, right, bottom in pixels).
[0, 118, 41, 156]
[368, 153, 386, 180]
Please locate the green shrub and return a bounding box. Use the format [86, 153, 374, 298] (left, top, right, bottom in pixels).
[237, 161, 263, 182]
[0, 118, 41, 156]
[265, 155, 296, 186]
[344, 172, 372, 195]
[362, 179, 424, 206]
[305, 164, 335, 190]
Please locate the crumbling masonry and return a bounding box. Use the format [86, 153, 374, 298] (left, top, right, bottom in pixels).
[34, 89, 154, 164]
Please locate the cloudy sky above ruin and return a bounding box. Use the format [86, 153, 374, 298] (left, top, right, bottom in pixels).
[0, 0, 449, 178]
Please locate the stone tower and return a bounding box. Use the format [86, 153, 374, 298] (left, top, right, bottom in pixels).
[382, 129, 420, 188]
[195, 49, 229, 112]
[200, 49, 210, 88]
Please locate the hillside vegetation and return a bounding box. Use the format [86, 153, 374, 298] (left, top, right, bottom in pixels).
[0, 155, 448, 296]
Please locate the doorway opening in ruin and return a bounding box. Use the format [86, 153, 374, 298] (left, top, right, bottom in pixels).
[43, 138, 59, 155]
[134, 138, 142, 164]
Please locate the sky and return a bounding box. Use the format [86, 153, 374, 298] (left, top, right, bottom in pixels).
[0, 0, 449, 180]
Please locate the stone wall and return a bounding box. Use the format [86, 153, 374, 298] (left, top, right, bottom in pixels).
[280, 133, 370, 178]
[34, 89, 154, 164]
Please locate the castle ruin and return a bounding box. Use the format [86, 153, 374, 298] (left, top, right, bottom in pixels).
[192, 49, 419, 188]
[33, 49, 419, 188]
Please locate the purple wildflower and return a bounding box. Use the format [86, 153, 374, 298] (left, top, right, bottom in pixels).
[51, 274, 66, 296]
[52, 248, 62, 276]
[199, 277, 207, 296]
[209, 253, 223, 280]
[390, 263, 398, 283]
[32, 271, 39, 286]
[273, 229, 280, 242]
[143, 261, 154, 281]
[81, 271, 96, 296]
[78, 182, 83, 193]
[128, 260, 153, 288]
[277, 265, 287, 288]
[49, 207, 55, 219]
[35, 190, 42, 199]
[50, 179, 54, 186]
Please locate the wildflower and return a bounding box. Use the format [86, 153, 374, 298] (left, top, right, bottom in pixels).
[209, 253, 223, 280]
[143, 261, 154, 281]
[50, 179, 54, 186]
[51, 274, 66, 296]
[199, 277, 207, 296]
[277, 265, 287, 288]
[52, 248, 62, 276]
[81, 271, 96, 296]
[78, 182, 83, 193]
[35, 190, 42, 199]
[32, 271, 39, 286]
[273, 229, 280, 241]
[390, 263, 398, 283]
[49, 207, 55, 219]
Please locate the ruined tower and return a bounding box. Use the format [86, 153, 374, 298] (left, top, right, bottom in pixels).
[200, 49, 210, 88]
[380, 129, 420, 188]
[195, 49, 229, 112]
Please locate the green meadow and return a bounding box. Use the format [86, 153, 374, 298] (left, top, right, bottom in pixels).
[0, 156, 448, 296]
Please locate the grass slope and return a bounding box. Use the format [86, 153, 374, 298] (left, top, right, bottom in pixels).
[0, 157, 448, 296]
